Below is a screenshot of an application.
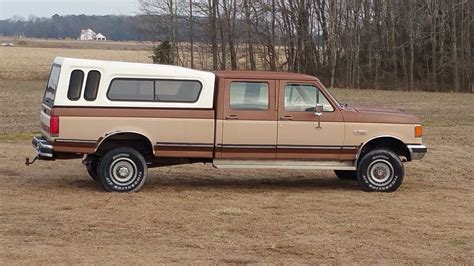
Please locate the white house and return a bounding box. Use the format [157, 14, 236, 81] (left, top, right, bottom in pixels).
[79, 29, 107, 41]
[95, 33, 107, 41]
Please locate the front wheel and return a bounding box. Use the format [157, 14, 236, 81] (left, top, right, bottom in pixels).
[357, 149, 404, 192]
[97, 147, 148, 192]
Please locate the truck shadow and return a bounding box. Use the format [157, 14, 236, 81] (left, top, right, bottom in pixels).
[145, 176, 360, 192]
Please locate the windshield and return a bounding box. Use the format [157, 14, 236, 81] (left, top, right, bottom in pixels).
[43, 64, 61, 108]
[317, 82, 343, 109]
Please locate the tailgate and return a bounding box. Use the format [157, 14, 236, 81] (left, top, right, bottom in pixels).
[40, 104, 52, 139]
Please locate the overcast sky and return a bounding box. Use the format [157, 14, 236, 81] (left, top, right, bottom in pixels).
[0, 0, 140, 19]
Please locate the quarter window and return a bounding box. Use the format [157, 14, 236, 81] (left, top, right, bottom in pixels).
[230, 82, 269, 110]
[67, 70, 84, 101]
[108, 79, 154, 101]
[43, 64, 61, 107]
[155, 80, 202, 103]
[284, 84, 334, 112]
[84, 70, 101, 101]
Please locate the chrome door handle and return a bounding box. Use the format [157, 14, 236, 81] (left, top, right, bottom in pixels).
[225, 114, 239, 120]
[280, 115, 293, 120]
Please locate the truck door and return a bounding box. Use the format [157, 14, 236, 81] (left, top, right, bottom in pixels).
[220, 79, 277, 159]
[276, 80, 346, 160]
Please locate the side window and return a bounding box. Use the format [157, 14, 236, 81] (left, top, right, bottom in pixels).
[107, 79, 154, 101]
[67, 70, 84, 101]
[84, 70, 101, 101]
[230, 82, 269, 110]
[155, 80, 202, 103]
[284, 84, 334, 112]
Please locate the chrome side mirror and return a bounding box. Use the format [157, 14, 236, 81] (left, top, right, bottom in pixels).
[315, 104, 323, 128]
[315, 104, 324, 116]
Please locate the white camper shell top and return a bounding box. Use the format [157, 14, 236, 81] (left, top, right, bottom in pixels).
[52, 57, 216, 109]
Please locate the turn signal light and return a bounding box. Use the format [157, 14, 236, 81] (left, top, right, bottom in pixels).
[415, 125, 423, 138]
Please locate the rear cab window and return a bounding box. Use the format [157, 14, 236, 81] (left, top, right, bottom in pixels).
[43, 64, 61, 107]
[230, 82, 269, 110]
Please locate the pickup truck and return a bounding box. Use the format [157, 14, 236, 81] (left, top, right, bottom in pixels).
[28, 57, 427, 192]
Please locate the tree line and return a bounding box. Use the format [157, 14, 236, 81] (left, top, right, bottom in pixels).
[139, 0, 473, 92]
[0, 14, 151, 41]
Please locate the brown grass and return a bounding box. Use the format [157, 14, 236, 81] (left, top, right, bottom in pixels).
[0, 49, 473, 263]
[0, 46, 152, 81]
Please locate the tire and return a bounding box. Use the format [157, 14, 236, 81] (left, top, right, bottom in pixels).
[97, 147, 148, 192]
[334, 170, 357, 180]
[84, 154, 100, 181]
[357, 149, 404, 192]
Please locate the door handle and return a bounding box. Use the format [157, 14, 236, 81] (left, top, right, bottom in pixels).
[280, 115, 293, 120]
[225, 114, 239, 120]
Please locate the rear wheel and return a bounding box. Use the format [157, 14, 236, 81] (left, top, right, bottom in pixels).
[97, 147, 148, 192]
[357, 149, 404, 192]
[84, 154, 100, 181]
[334, 170, 357, 180]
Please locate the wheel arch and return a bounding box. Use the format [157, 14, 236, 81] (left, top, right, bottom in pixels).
[355, 135, 411, 165]
[95, 130, 154, 156]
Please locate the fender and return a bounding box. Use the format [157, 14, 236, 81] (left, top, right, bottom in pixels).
[354, 135, 407, 166]
[95, 130, 155, 155]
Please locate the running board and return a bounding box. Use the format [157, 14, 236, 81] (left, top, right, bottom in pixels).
[212, 160, 356, 170]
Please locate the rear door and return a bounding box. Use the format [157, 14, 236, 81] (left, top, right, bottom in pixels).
[220, 79, 277, 158]
[276, 80, 345, 160]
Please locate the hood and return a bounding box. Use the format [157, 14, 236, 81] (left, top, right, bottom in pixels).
[343, 105, 421, 124]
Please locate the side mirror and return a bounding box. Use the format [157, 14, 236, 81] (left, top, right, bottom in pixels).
[315, 104, 323, 129]
[315, 104, 324, 116]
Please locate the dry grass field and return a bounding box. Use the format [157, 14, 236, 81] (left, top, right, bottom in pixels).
[0, 46, 152, 81]
[0, 44, 473, 264]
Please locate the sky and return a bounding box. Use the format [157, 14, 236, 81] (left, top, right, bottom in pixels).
[0, 0, 140, 20]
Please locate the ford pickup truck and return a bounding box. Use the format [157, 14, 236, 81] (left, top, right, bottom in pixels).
[28, 57, 427, 192]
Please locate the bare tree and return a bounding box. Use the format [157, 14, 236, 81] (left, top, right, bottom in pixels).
[138, 0, 473, 92]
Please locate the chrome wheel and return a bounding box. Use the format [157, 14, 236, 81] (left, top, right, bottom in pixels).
[366, 159, 394, 187]
[109, 158, 137, 186]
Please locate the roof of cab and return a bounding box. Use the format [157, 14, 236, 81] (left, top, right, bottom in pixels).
[214, 70, 318, 81]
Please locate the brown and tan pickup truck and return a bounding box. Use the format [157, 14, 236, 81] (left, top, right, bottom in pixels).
[28, 57, 426, 192]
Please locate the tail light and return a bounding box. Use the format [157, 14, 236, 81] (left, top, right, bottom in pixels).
[50, 115, 59, 135]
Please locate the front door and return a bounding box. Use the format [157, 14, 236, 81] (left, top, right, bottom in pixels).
[277, 80, 345, 160]
[221, 79, 277, 158]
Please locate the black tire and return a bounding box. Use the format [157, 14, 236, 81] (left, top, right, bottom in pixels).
[357, 149, 404, 192]
[97, 147, 147, 192]
[84, 154, 100, 181]
[334, 170, 357, 180]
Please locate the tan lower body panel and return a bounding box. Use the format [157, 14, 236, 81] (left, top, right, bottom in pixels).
[277, 121, 346, 160]
[221, 120, 277, 159]
[58, 116, 215, 157]
[343, 123, 422, 146]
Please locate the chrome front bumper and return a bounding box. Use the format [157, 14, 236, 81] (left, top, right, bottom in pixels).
[32, 136, 54, 158]
[407, 144, 427, 160]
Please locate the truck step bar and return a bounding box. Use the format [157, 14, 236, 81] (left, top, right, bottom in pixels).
[212, 160, 356, 170]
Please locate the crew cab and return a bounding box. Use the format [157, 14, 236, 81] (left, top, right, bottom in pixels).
[28, 57, 427, 192]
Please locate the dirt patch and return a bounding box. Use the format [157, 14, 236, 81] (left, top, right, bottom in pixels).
[0, 80, 473, 263]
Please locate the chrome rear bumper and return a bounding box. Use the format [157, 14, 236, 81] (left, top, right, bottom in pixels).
[32, 136, 54, 158]
[407, 144, 427, 160]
